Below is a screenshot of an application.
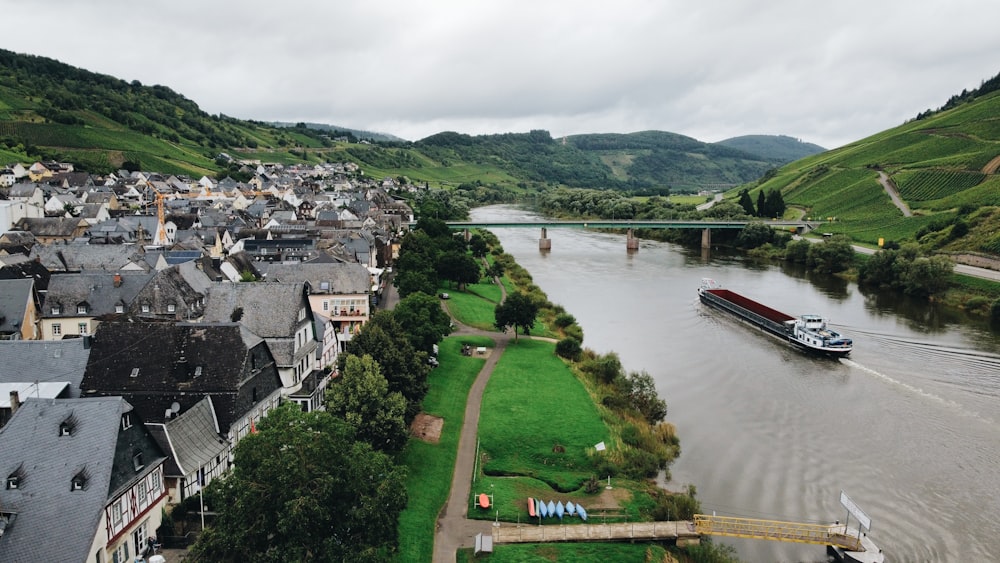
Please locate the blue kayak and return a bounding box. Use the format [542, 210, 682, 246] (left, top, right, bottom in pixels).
[577, 504, 588, 521]
[548, 500, 556, 517]
[565, 501, 576, 516]
[538, 499, 548, 518]
[556, 501, 565, 519]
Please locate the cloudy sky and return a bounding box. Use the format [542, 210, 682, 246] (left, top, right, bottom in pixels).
[4, 0, 1000, 149]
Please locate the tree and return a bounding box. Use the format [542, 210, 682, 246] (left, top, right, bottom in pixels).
[763, 189, 786, 218]
[900, 255, 953, 297]
[806, 235, 855, 273]
[736, 222, 774, 249]
[738, 189, 756, 216]
[555, 337, 583, 361]
[626, 370, 668, 425]
[493, 292, 539, 341]
[344, 311, 429, 420]
[755, 190, 766, 218]
[784, 238, 811, 263]
[436, 250, 480, 289]
[392, 292, 453, 354]
[468, 233, 489, 258]
[486, 260, 505, 281]
[327, 355, 409, 454]
[189, 403, 406, 563]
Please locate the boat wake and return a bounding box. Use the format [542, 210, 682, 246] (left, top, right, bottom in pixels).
[840, 357, 997, 428]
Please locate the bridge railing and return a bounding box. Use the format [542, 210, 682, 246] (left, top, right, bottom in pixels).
[694, 514, 862, 551]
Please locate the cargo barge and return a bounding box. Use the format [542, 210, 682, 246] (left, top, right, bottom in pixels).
[698, 278, 852, 357]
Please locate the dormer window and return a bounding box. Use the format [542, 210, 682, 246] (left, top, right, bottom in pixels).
[71, 471, 87, 491]
[167, 303, 176, 313]
[115, 303, 125, 314]
[130, 367, 140, 378]
[51, 305, 61, 315]
[6, 476, 19, 490]
[132, 451, 144, 472]
[141, 304, 150, 313]
[59, 417, 75, 437]
[121, 413, 133, 430]
[77, 304, 88, 315]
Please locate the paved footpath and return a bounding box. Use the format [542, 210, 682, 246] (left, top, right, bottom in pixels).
[432, 328, 510, 562]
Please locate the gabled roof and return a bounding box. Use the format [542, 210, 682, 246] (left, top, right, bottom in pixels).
[257, 261, 370, 294]
[0, 338, 91, 396]
[146, 396, 226, 478]
[80, 321, 276, 433]
[15, 217, 84, 237]
[0, 397, 164, 563]
[44, 271, 154, 316]
[30, 244, 149, 273]
[0, 278, 33, 334]
[202, 282, 308, 338]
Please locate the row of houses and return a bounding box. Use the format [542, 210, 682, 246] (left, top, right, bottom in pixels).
[0, 161, 413, 562]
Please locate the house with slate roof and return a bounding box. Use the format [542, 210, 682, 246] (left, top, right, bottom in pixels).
[0, 397, 168, 563]
[145, 396, 229, 502]
[201, 282, 319, 398]
[0, 337, 91, 399]
[129, 262, 211, 321]
[80, 321, 283, 497]
[0, 278, 40, 340]
[257, 260, 371, 353]
[40, 271, 154, 340]
[12, 216, 88, 244]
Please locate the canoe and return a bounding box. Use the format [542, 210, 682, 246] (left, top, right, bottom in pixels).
[577, 504, 588, 521]
[528, 497, 536, 518]
[565, 501, 576, 516]
[479, 493, 489, 509]
[547, 500, 556, 517]
[556, 501, 565, 519]
[539, 499, 548, 518]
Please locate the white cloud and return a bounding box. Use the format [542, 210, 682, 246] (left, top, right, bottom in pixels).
[4, 0, 1000, 148]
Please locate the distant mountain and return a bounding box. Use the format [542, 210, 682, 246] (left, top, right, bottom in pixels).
[270, 121, 406, 143]
[715, 135, 825, 163]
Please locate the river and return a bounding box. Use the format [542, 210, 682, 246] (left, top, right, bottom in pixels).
[471, 205, 1000, 562]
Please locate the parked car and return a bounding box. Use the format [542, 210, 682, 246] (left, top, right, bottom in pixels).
[439, 292, 450, 299]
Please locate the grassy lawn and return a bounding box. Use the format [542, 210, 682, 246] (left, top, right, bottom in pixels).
[443, 282, 503, 330]
[478, 339, 610, 495]
[396, 335, 495, 563]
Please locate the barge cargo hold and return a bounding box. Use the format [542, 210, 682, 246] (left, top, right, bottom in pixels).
[698, 278, 852, 357]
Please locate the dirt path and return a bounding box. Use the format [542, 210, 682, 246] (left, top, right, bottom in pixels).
[982, 154, 1000, 174]
[877, 171, 912, 217]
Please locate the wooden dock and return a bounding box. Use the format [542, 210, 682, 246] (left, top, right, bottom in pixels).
[492, 521, 701, 546]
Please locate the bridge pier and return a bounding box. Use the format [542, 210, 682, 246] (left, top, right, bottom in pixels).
[463, 228, 471, 242]
[701, 228, 711, 249]
[626, 229, 639, 251]
[539, 227, 551, 251]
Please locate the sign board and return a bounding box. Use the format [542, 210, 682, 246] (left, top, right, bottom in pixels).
[840, 491, 872, 530]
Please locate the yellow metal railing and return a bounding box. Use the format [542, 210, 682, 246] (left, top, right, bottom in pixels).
[694, 514, 862, 551]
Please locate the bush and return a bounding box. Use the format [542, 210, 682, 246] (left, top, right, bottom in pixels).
[554, 312, 576, 328]
[621, 448, 662, 479]
[555, 337, 583, 361]
[563, 323, 584, 342]
[964, 296, 989, 312]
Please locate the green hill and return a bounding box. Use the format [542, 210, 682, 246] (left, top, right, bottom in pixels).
[716, 134, 825, 163]
[742, 72, 1000, 248]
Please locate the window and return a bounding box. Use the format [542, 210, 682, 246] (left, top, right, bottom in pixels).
[78, 323, 88, 335]
[121, 414, 132, 430]
[132, 451, 144, 472]
[322, 300, 329, 311]
[77, 304, 87, 314]
[51, 305, 61, 315]
[137, 481, 147, 505]
[111, 541, 128, 563]
[115, 304, 124, 314]
[112, 500, 123, 526]
[52, 323, 62, 336]
[167, 303, 175, 313]
[132, 521, 148, 558]
[6, 476, 19, 490]
[141, 304, 150, 313]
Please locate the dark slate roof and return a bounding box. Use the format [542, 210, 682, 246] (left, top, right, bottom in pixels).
[0, 397, 163, 563]
[80, 321, 274, 433]
[203, 282, 306, 338]
[146, 396, 226, 478]
[44, 271, 154, 316]
[0, 278, 33, 334]
[30, 244, 149, 272]
[0, 338, 91, 397]
[15, 217, 83, 237]
[257, 261, 370, 294]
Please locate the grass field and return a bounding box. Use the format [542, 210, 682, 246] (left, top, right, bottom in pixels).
[396, 335, 495, 563]
[478, 339, 610, 494]
[442, 282, 503, 330]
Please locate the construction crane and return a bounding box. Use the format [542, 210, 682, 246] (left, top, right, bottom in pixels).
[147, 184, 219, 247]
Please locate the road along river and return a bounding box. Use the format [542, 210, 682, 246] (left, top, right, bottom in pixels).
[472, 205, 1000, 562]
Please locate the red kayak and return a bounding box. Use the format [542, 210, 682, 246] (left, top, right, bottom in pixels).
[479, 493, 490, 508]
[528, 497, 536, 517]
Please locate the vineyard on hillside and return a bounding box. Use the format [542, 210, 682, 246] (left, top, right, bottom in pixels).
[894, 169, 986, 201]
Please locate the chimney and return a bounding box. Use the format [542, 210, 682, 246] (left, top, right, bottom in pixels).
[113, 273, 122, 288]
[9, 391, 20, 415]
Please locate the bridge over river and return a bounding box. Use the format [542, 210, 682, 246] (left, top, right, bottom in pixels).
[441, 219, 820, 250]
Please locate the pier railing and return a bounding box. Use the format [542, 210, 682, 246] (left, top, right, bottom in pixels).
[693, 514, 863, 551]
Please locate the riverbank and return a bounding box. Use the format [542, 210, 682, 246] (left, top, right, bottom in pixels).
[404, 231, 736, 562]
